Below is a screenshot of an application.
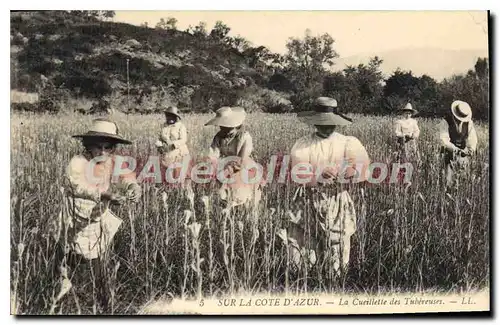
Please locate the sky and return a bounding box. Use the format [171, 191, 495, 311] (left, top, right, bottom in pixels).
[114, 11, 489, 58]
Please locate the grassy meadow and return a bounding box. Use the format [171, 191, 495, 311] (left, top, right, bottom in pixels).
[10, 110, 490, 315]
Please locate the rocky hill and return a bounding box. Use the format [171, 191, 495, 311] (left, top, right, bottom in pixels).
[10, 10, 292, 114]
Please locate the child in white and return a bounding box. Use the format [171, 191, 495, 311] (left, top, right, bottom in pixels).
[394, 103, 420, 161]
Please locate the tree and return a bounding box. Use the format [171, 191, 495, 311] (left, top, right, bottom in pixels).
[383, 69, 442, 116]
[474, 57, 488, 80]
[166, 17, 178, 30]
[193, 21, 207, 37]
[283, 29, 339, 110]
[156, 17, 177, 30]
[102, 11, 115, 20]
[323, 57, 384, 114]
[439, 67, 489, 121]
[228, 35, 251, 52]
[210, 20, 230, 42]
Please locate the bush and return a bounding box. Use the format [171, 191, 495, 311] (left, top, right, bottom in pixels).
[236, 87, 293, 113]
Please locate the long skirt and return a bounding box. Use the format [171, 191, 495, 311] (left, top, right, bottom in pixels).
[160, 146, 190, 168]
[51, 197, 123, 261]
[396, 138, 420, 163]
[442, 150, 471, 188]
[285, 186, 357, 274]
[49, 199, 123, 314]
[215, 158, 264, 210]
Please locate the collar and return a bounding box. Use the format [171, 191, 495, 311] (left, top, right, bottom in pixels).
[314, 131, 339, 140]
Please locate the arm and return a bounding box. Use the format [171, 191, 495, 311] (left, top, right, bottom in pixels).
[171, 123, 187, 149]
[119, 169, 142, 202]
[159, 126, 173, 146]
[290, 137, 314, 185]
[208, 135, 221, 160]
[465, 123, 478, 154]
[237, 132, 253, 161]
[438, 120, 459, 152]
[412, 120, 420, 139]
[343, 137, 371, 183]
[65, 157, 102, 202]
[394, 120, 404, 138]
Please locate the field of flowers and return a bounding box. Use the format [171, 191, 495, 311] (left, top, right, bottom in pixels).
[10, 110, 490, 315]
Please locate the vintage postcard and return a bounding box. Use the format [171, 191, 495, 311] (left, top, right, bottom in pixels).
[10, 10, 490, 316]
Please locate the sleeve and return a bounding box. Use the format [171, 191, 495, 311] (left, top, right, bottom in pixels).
[237, 132, 253, 160]
[394, 120, 404, 137]
[208, 135, 221, 160]
[412, 120, 420, 138]
[172, 123, 187, 149]
[438, 120, 458, 152]
[289, 137, 315, 184]
[113, 159, 141, 202]
[290, 137, 307, 167]
[65, 157, 101, 202]
[159, 126, 172, 145]
[344, 137, 371, 182]
[466, 123, 478, 153]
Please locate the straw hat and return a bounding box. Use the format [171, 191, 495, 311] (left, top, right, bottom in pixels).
[450, 100, 472, 122]
[72, 118, 132, 144]
[164, 106, 182, 120]
[204, 106, 246, 128]
[297, 97, 353, 126]
[399, 103, 418, 115]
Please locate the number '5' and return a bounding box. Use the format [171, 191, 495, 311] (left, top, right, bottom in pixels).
[199, 299, 204, 307]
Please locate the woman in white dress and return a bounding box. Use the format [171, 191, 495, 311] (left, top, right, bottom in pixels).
[394, 103, 420, 162]
[287, 97, 371, 275]
[51, 118, 141, 313]
[155, 106, 190, 181]
[204, 106, 262, 209]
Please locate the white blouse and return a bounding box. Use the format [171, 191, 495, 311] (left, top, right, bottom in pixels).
[394, 118, 420, 138]
[159, 122, 188, 151]
[290, 132, 371, 184]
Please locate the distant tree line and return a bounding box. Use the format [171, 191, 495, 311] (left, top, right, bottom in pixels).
[271, 29, 489, 120]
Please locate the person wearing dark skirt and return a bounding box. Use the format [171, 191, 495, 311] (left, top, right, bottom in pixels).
[438, 100, 478, 188]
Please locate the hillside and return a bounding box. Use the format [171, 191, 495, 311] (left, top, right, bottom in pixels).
[10, 11, 489, 120]
[333, 48, 489, 81]
[10, 11, 290, 114]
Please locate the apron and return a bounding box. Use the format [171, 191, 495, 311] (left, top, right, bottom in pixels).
[56, 195, 123, 260]
[286, 185, 357, 273]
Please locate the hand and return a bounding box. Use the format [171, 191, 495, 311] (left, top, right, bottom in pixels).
[125, 184, 142, 202]
[109, 193, 127, 206]
[321, 167, 337, 180]
[459, 148, 470, 157]
[225, 160, 242, 174]
[230, 161, 242, 172]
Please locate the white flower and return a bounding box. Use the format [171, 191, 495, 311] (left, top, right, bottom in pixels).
[183, 210, 193, 226]
[277, 229, 288, 243]
[188, 222, 201, 239]
[17, 243, 25, 257]
[287, 210, 302, 224]
[201, 195, 210, 209]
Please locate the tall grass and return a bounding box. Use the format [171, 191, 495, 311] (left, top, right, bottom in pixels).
[10, 110, 490, 314]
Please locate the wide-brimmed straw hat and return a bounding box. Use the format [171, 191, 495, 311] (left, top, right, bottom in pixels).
[164, 106, 182, 120]
[398, 102, 418, 115]
[297, 97, 353, 126]
[204, 106, 246, 128]
[450, 100, 472, 122]
[72, 118, 132, 144]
